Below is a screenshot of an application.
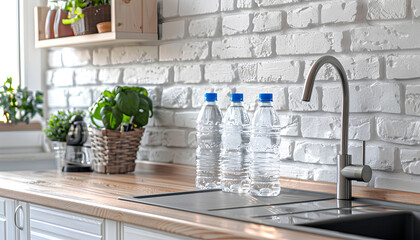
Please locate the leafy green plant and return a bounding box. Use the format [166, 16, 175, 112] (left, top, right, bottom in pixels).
[45, 110, 85, 142]
[89, 86, 153, 130]
[62, 0, 111, 25]
[0, 78, 43, 124]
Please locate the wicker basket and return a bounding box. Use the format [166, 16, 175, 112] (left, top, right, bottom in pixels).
[89, 127, 144, 174]
[71, 4, 111, 35]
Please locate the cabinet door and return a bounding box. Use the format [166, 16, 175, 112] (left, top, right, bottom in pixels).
[15, 201, 29, 240]
[30, 204, 107, 240]
[122, 223, 196, 240]
[3, 197, 17, 240]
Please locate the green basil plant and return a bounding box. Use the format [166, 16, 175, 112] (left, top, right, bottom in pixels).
[89, 86, 153, 130]
[61, 0, 111, 25]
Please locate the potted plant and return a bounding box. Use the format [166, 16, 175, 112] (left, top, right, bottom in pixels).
[89, 86, 153, 174]
[45, 110, 85, 169]
[62, 0, 111, 35]
[0, 78, 44, 154]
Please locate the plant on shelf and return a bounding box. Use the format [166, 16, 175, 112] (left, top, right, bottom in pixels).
[89, 86, 153, 130]
[45, 110, 86, 142]
[0, 77, 43, 124]
[88, 86, 153, 174]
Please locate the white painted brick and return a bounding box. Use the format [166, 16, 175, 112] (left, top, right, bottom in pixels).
[213, 87, 234, 110]
[221, 0, 235, 11]
[162, 129, 188, 147]
[253, 11, 282, 32]
[175, 112, 198, 128]
[406, 85, 420, 116]
[141, 128, 162, 146]
[237, 0, 253, 8]
[123, 65, 171, 84]
[98, 68, 120, 84]
[162, 0, 178, 18]
[153, 109, 175, 127]
[280, 164, 312, 180]
[322, 82, 401, 114]
[276, 32, 343, 55]
[137, 147, 150, 160]
[174, 149, 196, 165]
[51, 69, 73, 87]
[400, 149, 420, 175]
[174, 65, 202, 83]
[74, 68, 97, 85]
[68, 87, 92, 108]
[149, 148, 174, 163]
[413, 0, 420, 17]
[376, 117, 420, 145]
[279, 139, 294, 160]
[304, 62, 339, 81]
[46, 70, 53, 86]
[111, 46, 158, 65]
[162, 87, 191, 109]
[188, 131, 197, 148]
[91, 86, 112, 103]
[189, 18, 219, 38]
[257, 60, 300, 83]
[367, 0, 406, 20]
[255, 0, 299, 7]
[162, 20, 185, 40]
[313, 167, 337, 183]
[386, 55, 420, 79]
[212, 35, 272, 59]
[236, 85, 287, 111]
[192, 87, 213, 108]
[287, 6, 318, 28]
[222, 14, 250, 36]
[160, 41, 209, 61]
[321, 1, 358, 24]
[294, 141, 339, 165]
[351, 24, 420, 52]
[144, 86, 162, 108]
[47, 88, 68, 108]
[375, 177, 420, 192]
[92, 48, 110, 66]
[288, 86, 319, 111]
[205, 63, 236, 83]
[48, 51, 62, 68]
[301, 116, 371, 141]
[279, 115, 299, 136]
[179, 0, 219, 16]
[61, 48, 90, 67]
[367, 145, 395, 171]
[238, 63, 257, 82]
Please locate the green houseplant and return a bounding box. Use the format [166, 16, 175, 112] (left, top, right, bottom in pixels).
[62, 0, 111, 35]
[45, 110, 85, 169]
[88, 86, 153, 174]
[0, 77, 43, 125]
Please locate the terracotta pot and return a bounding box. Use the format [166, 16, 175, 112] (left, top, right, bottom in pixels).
[54, 9, 74, 38]
[71, 5, 111, 35]
[97, 21, 111, 33]
[45, 8, 57, 39]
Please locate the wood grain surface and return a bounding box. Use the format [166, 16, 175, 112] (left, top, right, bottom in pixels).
[0, 161, 418, 239]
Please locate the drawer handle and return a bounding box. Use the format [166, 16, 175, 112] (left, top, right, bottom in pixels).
[14, 205, 24, 230]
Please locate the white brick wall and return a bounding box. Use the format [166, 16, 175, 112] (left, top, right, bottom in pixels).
[46, 0, 420, 193]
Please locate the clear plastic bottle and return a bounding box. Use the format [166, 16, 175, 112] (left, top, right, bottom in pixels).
[221, 93, 251, 193]
[196, 93, 223, 189]
[250, 93, 281, 197]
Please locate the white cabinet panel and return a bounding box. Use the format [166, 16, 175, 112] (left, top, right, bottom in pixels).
[0, 219, 6, 240]
[123, 224, 196, 240]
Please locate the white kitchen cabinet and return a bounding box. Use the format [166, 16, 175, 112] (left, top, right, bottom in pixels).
[0, 197, 29, 240]
[122, 223, 196, 240]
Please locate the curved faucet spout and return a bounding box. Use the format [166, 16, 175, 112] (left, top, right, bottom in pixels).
[301, 56, 349, 156]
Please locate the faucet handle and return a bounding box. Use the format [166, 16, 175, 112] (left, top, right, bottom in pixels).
[341, 141, 372, 182]
[362, 141, 366, 165]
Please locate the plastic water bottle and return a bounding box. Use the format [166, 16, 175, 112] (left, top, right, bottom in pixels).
[221, 93, 251, 193]
[250, 93, 281, 197]
[196, 93, 223, 189]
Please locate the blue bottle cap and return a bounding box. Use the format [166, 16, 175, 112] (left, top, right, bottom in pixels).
[205, 93, 217, 102]
[259, 93, 273, 102]
[231, 93, 243, 102]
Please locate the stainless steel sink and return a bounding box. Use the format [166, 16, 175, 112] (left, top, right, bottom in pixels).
[119, 188, 420, 240]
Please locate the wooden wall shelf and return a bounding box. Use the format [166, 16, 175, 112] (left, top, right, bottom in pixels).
[34, 0, 158, 49]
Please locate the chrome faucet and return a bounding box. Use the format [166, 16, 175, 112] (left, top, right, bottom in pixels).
[301, 56, 372, 200]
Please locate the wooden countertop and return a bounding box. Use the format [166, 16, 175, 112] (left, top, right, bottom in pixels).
[0, 162, 418, 240]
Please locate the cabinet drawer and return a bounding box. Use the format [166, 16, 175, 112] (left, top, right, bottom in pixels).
[30, 204, 104, 240]
[123, 223, 196, 240]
